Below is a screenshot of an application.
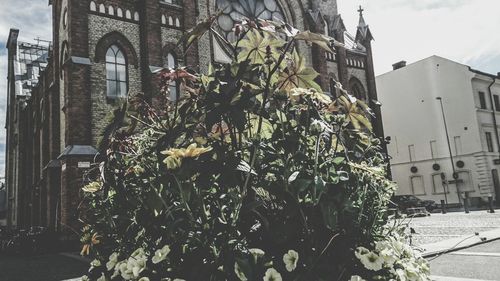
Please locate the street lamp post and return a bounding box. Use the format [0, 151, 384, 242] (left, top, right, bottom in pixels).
[436, 97, 462, 207]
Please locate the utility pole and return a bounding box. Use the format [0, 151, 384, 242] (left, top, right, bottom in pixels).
[436, 97, 462, 207]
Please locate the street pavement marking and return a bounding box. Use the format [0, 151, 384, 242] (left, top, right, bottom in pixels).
[450, 251, 500, 257]
[412, 233, 463, 237]
[449, 251, 500, 257]
[431, 276, 496, 281]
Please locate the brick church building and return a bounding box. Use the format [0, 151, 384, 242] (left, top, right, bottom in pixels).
[5, 0, 382, 236]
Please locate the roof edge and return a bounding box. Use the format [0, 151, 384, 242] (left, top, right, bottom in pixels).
[57, 145, 99, 159]
[7, 28, 19, 50]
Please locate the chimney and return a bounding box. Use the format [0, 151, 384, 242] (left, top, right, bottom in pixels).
[392, 61, 407, 70]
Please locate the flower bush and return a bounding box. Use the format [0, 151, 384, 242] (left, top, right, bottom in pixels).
[79, 15, 429, 281]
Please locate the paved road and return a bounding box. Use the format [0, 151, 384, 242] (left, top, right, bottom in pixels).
[430, 239, 500, 281]
[407, 210, 500, 246]
[0, 253, 88, 281]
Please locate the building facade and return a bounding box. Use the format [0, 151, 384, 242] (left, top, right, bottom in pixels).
[377, 56, 500, 207]
[5, 0, 381, 235]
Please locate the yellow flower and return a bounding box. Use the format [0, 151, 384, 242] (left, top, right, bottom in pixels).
[162, 143, 212, 159]
[82, 181, 102, 193]
[161, 143, 212, 170]
[163, 156, 182, 170]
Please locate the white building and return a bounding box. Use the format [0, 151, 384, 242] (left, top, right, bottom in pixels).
[377, 56, 500, 206]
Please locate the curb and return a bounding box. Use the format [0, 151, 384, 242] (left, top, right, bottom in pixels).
[422, 228, 500, 258]
[59, 252, 92, 264]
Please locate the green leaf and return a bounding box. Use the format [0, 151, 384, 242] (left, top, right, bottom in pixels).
[288, 171, 300, 183]
[278, 51, 322, 92]
[291, 179, 313, 193]
[319, 199, 338, 231]
[237, 160, 257, 175]
[237, 29, 284, 64]
[314, 175, 326, 193]
[337, 95, 373, 131]
[338, 171, 349, 181]
[248, 114, 274, 140]
[178, 12, 221, 52]
[146, 189, 166, 217]
[333, 157, 345, 165]
[294, 30, 335, 53]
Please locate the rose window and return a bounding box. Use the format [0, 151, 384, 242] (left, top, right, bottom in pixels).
[216, 0, 285, 41]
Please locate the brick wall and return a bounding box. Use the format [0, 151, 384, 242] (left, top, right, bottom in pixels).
[88, 14, 142, 146]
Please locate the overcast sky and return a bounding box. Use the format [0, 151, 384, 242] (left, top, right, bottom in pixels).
[0, 0, 499, 176]
[338, 0, 500, 75]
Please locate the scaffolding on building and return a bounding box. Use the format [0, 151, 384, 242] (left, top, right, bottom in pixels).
[15, 38, 51, 96]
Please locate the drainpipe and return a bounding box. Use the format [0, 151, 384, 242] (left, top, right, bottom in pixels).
[487, 78, 500, 161]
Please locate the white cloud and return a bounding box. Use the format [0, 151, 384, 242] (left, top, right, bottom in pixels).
[337, 0, 500, 75]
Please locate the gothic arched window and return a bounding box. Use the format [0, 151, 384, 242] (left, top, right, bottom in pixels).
[165, 52, 178, 100]
[349, 77, 366, 101]
[216, 0, 285, 41]
[106, 45, 128, 98]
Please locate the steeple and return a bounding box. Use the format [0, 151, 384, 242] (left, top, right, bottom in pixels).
[355, 5, 373, 42]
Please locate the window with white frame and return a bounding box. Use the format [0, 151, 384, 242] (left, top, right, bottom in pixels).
[105, 45, 128, 98]
[410, 176, 425, 195]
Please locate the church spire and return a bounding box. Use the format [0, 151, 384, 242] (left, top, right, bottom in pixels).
[355, 5, 373, 42]
[358, 5, 366, 27]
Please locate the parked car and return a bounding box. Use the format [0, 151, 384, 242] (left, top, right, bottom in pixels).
[390, 195, 438, 213]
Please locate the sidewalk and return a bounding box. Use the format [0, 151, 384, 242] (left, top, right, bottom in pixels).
[422, 228, 500, 257]
[408, 210, 500, 246]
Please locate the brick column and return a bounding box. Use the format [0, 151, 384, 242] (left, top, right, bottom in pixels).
[45, 164, 61, 232]
[363, 38, 387, 149]
[59, 156, 92, 240]
[138, 0, 163, 98]
[334, 30, 349, 89]
[183, 0, 199, 70]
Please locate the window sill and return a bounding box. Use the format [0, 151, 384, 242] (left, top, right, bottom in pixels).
[159, 1, 183, 9]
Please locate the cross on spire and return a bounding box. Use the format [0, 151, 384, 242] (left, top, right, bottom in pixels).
[358, 5, 364, 17]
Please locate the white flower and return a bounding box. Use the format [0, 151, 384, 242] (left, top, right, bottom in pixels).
[119, 261, 134, 280]
[263, 268, 282, 281]
[234, 262, 248, 281]
[91, 259, 102, 267]
[106, 252, 119, 271]
[349, 275, 366, 281]
[111, 261, 121, 279]
[354, 246, 370, 260]
[249, 248, 265, 262]
[130, 256, 147, 277]
[152, 245, 171, 264]
[173, 279, 186, 281]
[96, 273, 107, 281]
[131, 248, 145, 257]
[355, 247, 384, 271]
[394, 268, 407, 281]
[378, 248, 397, 266]
[117, 250, 148, 281]
[138, 278, 150, 281]
[81, 276, 90, 281]
[283, 249, 299, 272]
